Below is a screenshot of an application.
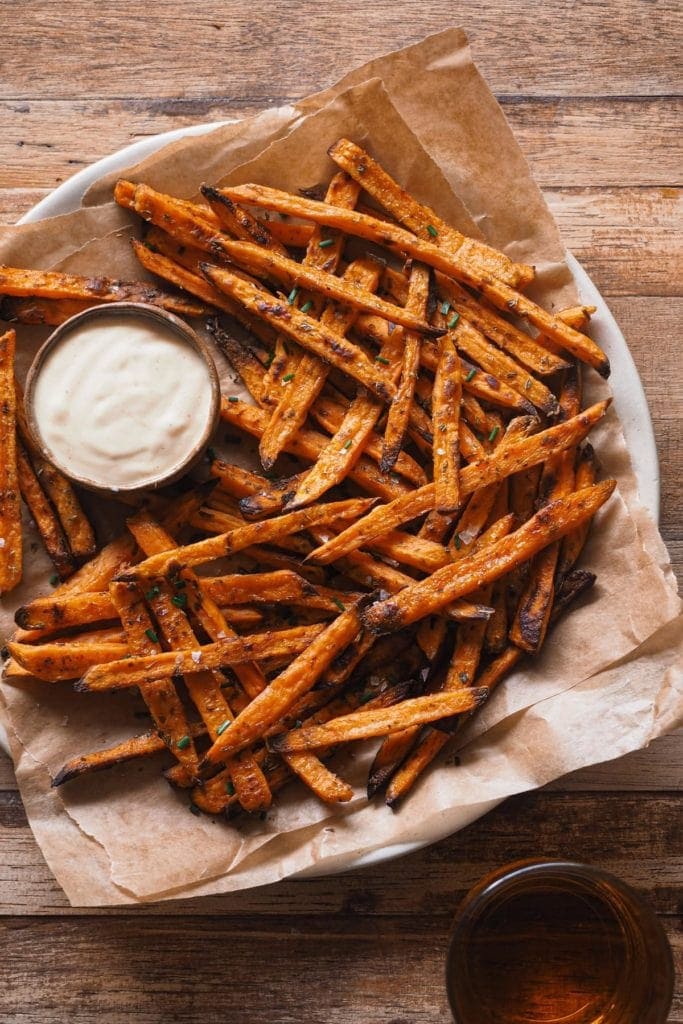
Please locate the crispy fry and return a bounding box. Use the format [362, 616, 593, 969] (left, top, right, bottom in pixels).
[0, 264, 206, 318]
[14, 379, 96, 561]
[220, 397, 411, 502]
[432, 332, 462, 512]
[369, 530, 451, 574]
[257, 174, 363, 468]
[109, 581, 200, 777]
[258, 219, 315, 248]
[284, 753, 354, 803]
[309, 402, 608, 565]
[7, 639, 128, 681]
[52, 729, 176, 787]
[122, 497, 374, 579]
[202, 603, 363, 764]
[0, 329, 21, 592]
[202, 571, 359, 613]
[557, 443, 598, 581]
[200, 185, 290, 256]
[328, 138, 532, 288]
[271, 688, 486, 753]
[436, 274, 569, 376]
[381, 263, 430, 472]
[76, 624, 324, 692]
[363, 480, 615, 633]
[131, 239, 242, 316]
[0, 296, 95, 326]
[203, 266, 398, 403]
[14, 590, 115, 634]
[221, 183, 609, 375]
[16, 442, 75, 580]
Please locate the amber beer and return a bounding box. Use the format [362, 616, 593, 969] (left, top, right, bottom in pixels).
[446, 860, 674, 1024]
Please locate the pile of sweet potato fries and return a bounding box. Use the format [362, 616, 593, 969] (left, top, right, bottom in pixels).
[1, 139, 615, 814]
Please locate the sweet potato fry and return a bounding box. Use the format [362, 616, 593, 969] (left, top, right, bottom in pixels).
[52, 729, 175, 787]
[131, 239, 241, 316]
[14, 379, 96, 561]
[260, 256, 379, 470]
[436, 274, 569, 376]
[200, 185, 290, 256]
[202, 602, 363, 764]
[0, 329, 22, 593]
[380, 262, 430, 472]
[76, 624, 324, 692]
[328, 138, 533, 289]
[109, 581, 200, 776]
[258, 219, 314, 248]
[0, 264, 206, 318]
[270, 688, 487, 753]
[557, 443, 598, 581]
[363, 480, 615, 633]
[119, 496, 374, 579]
[16, 442, 75, 580]
[308, 402, 609, 565]
[369, 530, 451, 574]
[432, 332, 462, 512]
[14, 590, 115, 634]
[203, 571, 359, 613]
[221, 183, 609, 375]
[284, 753, 354, 803]
[0, 296, 95, 325]
[7, 639, 128, 681]
[220, 397, 411, 502]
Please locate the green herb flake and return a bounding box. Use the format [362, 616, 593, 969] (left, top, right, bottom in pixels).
[145, 585, 161, 602]
[49, 573, 59, 587]
[375, 355, 390, 365]
[447, 313, 460, 329]
[282, 372, 295, 383]
[488, 426, 500, 443]
[318, 238, 335, 249]
[225, 780, 235, 795]
[300, 300, 313, 314]
[176, 735, 191, 750]
[265, 351, 275, 369]
[294, 719, 303, 729]
[342, 439, 352, 451]
[359, 690, 374, 705]
[427, 224, 438, 238]
[440, 300, 451, 316]
[189, 802, 202, 817]
[228, 395, 239, 403]
[145, 628, 159, 644]
[171, 593, 188, 608]
[453, 533, 462, 551]
[206, 446, 217, 462]
[332, 597, 346, 612]
[216, 719, 231, 736]
[458, 672, 469, 684]
[287, 287, 299, 305]
[465, 368, 477, 382]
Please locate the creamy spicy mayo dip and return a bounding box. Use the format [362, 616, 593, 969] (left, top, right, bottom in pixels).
[29, 310, 216, 491]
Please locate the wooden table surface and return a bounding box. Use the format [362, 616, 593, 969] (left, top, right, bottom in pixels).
[1, 3, 681, 1021]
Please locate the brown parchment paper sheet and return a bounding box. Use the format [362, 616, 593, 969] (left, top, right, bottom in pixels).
[0, 29, 681, 906]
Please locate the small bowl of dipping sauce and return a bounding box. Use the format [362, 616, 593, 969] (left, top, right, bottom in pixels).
[25, 303, 220, 495]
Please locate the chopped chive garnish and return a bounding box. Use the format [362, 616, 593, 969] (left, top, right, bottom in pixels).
[225, 780, 235, 795]
[359, 690, 374, 704]
[427, 224, 438, 237]
[448, 313, 460, 329]
[524, 378, 533, 391]
[488, 426, 500, 443]
[332, 597, 346, 611]
[300, 299, 313, 314]
[216, 719, 231, 736]
[343, 439, 352, 451]
[228, 395, 239, 403]
[440, 300, 451, 315]
[145, 628, 159, 643]
[189, 803, 201, 816]
[49, 573, 59, 587]
[465, 368, 477, 382]
[295, 719, 303, 729]
[265, 351, 275, 368]
[176, 735, 190, 750]
[458, 672, 469, 684]
[206, 446, 217, 462]
[173, 577, 186, 588]
[287, 287, 299, 305]
[375, 355, 390, 365]
[453, 533, 462, 550]
[145, 585, 161, 602]
[171, 593, 187, 608]
[282, 372, 295, 383]
[318, 238, 335, 249]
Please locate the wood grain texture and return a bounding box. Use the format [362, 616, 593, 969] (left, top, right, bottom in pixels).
[0, 2, 681, 1020]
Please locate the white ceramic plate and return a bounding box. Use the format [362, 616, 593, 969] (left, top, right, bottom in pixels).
[2, 124, 660, 874]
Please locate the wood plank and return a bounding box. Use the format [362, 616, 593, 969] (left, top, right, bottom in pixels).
[0, 2, 680, 101]
[550, 732, 683, 791]
[0, 189, 49, 225]
[0, 789, 679, 915]
[1, 97, 681, 193]
[547, 187, 682, 296]
[0, 913, 679, 1024]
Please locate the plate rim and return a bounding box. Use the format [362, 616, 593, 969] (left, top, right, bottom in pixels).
[6, 121, 660, 878]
